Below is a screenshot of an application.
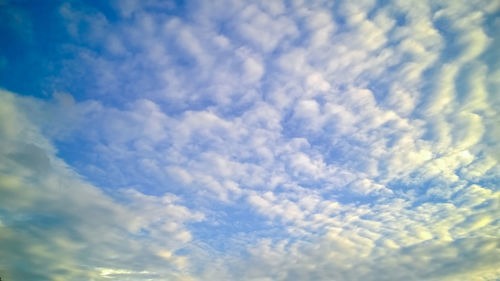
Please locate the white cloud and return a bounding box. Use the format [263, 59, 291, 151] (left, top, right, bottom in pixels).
[242, 57, 265, 84]
[2, 0, 500, 279]
[236, 4, 298, 52]
[0, 90, 203, 280]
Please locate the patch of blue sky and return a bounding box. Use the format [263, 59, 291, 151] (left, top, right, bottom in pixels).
[190, 200, 285, 252]
[323, 188, 386, 206]
[0, 1, 68, 99]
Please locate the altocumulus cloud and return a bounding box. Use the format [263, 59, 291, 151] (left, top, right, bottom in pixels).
[0, 0, 499, 280]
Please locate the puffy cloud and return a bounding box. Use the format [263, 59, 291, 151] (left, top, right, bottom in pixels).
[1, 0, 500, 280]
[0, 90, 203, 280]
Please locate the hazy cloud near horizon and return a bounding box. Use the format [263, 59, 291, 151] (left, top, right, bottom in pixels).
[1, 0, 500, 280]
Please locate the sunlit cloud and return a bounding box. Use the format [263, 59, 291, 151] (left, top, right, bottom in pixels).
[1, 0, 499, 280]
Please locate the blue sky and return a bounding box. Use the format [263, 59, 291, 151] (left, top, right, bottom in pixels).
[1, 0, 500, 280]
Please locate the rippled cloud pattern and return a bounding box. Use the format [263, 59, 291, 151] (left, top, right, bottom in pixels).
[1, 0, 499, 280]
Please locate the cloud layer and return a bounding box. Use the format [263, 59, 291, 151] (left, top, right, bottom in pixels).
[1, 0, 499, 280]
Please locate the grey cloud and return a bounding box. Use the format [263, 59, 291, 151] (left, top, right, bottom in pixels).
[0, 91, 203, 280]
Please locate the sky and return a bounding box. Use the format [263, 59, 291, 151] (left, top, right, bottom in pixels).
[0, 0, 499, 280]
